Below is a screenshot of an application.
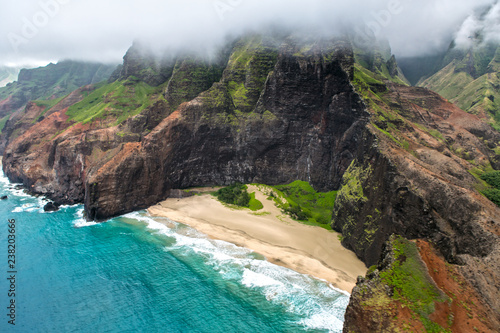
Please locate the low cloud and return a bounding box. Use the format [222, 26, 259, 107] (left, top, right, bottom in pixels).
[0, 0, 497, 68]
[454, 1, 500, 49]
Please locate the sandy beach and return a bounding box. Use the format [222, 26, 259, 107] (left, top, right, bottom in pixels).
[147, 185, 366, 293]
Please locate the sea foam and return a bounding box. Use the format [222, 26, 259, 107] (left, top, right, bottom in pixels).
[125, 211, 348, 333]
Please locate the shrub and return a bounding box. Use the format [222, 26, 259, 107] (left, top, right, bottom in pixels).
[481, 171, 500, 189]
[483, 188, 500, 207]
[215, 184, 250, 207]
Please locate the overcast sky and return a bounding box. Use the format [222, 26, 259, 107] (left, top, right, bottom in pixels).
[0, 0, 497, 68]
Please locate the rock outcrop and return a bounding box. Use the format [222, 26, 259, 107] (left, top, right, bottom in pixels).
[344, 236, 499, 332]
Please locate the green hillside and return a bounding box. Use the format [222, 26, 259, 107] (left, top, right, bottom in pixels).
[420, 44, 500, 130]
[0, 60, 117, 112]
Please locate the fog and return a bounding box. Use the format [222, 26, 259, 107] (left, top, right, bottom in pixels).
[0, 0, 497, 68]
[455, 1, 500, 48]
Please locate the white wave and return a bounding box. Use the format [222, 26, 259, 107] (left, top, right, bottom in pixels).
[74, 220, 98, 228]
[299, 312, 344, 333]
[120, 210, 349, 332]
[59, 203, 82, 210]
[0, 176, 10, 185]
[12, 202, 37, 213]
[72, 208, 98, 228]
[242, 269, 284, 288]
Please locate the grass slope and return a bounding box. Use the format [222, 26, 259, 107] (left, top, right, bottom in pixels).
[421, 45, 500, 130]
[65, 79, 163, 125]
[380, 236, 450, 332]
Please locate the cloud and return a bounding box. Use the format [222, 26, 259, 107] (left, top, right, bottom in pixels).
[454, 1, 500, 49]
[0, 0, 497, 67]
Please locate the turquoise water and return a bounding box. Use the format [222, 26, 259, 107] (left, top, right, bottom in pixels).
[0, 170, 349, 332]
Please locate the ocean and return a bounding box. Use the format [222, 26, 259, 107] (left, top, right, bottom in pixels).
[0, 169, 349, 333]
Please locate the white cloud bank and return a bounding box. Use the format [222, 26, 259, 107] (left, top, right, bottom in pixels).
[0, 0, 497, 68]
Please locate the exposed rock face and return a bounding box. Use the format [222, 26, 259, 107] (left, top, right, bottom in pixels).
[84, 37, 367, 220]
[333, 78, 500, 329]
[2, 36, 367, 221]
[43, 202, 60, 212]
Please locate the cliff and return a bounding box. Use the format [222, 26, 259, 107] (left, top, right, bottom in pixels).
[3, 35, 367, 219]
[335, 63, 500, 331]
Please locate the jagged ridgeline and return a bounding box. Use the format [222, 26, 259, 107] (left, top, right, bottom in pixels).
[1, 31, 500, 332]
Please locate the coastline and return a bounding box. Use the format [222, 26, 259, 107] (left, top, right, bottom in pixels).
[148, 185, 367, 293]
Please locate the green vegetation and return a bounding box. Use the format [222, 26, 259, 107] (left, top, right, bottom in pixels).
[271, 181, 337, 228]
[0, 60, 115, 102]
[215, 183, 251, 208]
[223, 35, 278, 113]
[165, 58, 225, 110]
[34, 96, 64, 110]
[333, 161, 377, 248]
[353, 45, 409, 86]
[0, 61, 116, 132]
[31, 96, 65, 122]
[0, 115, 9, 133]
[335, 161, 370, 205]
[352, 64, 416, 153]
[380, 236, 450, 332]
[482, 188, 500, 206]
[480, 170, 500, 188]
[248, 192, 264, 211]
[480, 171, 500, 207]
[66, 80, 163, 125]
[420, 44, 500, 130]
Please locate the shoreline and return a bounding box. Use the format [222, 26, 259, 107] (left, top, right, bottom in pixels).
[147, 185, 366, 293]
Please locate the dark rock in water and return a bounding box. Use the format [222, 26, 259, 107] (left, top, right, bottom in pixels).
[43, 202, 60, 212]
[0, 195, 7, 200]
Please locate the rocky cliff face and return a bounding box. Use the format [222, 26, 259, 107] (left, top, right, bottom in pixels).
[3, 36, 367, 220]
[334, 66, 500, 330]
[83, 36, 368, 219]
[343, 236, 499, 332]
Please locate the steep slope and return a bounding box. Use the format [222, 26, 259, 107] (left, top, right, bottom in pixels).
[83, 36, 365, 219]
[2, 35, 366, 219]
[0, 60, 116, 115]
[0, 60, 117, 152]
[420, 43, 500, 130]
[337, 65, 500, 331]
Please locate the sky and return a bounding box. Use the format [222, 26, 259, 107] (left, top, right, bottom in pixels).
[0, 0, 498, 68]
